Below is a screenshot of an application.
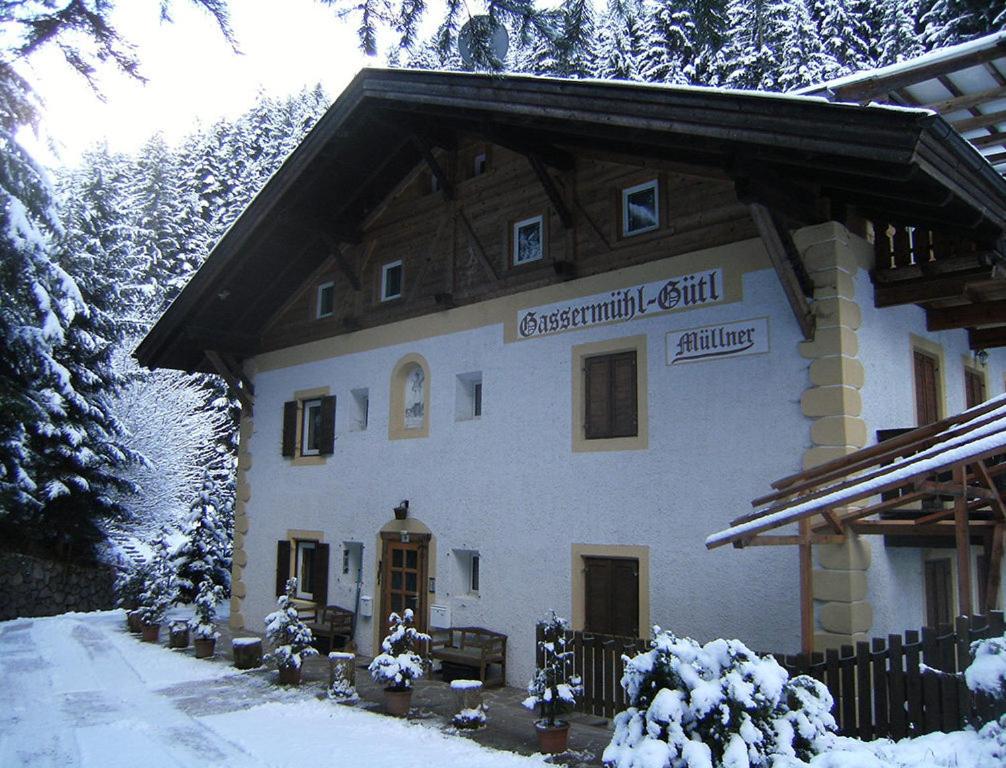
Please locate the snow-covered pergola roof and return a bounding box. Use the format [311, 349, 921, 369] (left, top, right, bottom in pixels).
[800, 32, 1006, 177]
[707, 395, 1006, 651]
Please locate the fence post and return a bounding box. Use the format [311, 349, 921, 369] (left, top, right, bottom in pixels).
[905, 629, 923, 734]
[855, 641, 872, 741]
[840, 645, 856, 733]
[871, 637, 889, 739]
[887, 634, 906, 740]
[921, 626, 942, 734]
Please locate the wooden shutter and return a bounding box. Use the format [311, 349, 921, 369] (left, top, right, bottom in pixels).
[282, 401, 298, 456]
[610, 559, 640, 636]
[611, 352, 638, 438]
[319, 395, 336, 455]
[584, 356, 611, 439]
[584, 557, 612, 633]
[913, 351, 939, 426]
[965, 368, 986, 409]
[276, 540, 291, 596]
[312, 543, 330, 606]
[925, 558, 952, 629]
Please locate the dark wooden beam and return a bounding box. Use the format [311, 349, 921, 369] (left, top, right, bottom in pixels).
[955, 465, 974, 616]
[527, 154, 573, 229]
[849, 519, 997, 536]
[736, 534, 846, 546]
[985, 523, 1005, 611]
[969, 325, 1006, 349]
[926, 85, 1006, 114]
[185, 326, 258, 355]
[874, 269, 995, 307]
[970, 132, 1006, 149]
[799, 518, 813, 655]
[458, 209, 499, 282]
[916, 480, 997, 500]
[411, 133, 454, 201]
[952, 109, 1006, 133]
[280, 212, 361, 244]
[221, 352, 254, 396]
[984, 151, 1006, 167]
[972, 461, 1006, 522]
[749, 203, 815, 340]
[926, 300, 1006, 331]
[204, 349, 254, 413]
[476, 126, 575, 171]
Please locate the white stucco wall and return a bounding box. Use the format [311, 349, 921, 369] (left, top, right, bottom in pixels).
[855, 265, 1006, 635]
[239, 240, 818, 686]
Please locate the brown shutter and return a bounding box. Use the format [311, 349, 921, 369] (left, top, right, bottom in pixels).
[584, 356, 611, 439]
[282, 400, 298, 456]
[313, 543, 330, 606]
[584, 557, 612, 634]
[276, 540, 291, 596]
[611, 352, 638, 438]
[319, 396, 336, 455]
[913, 351, 939, 426]
[925, 558, 952, 629]
[611, 559, 640, 637]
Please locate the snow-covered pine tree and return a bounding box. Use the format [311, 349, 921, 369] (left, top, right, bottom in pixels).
[718, 0, 778, 89]
[189, 576, 225, 639]
[530, 0, 597, 78]
[774, 0, 835, 91]
[640, 0, 697, 84]
[687, 0, 730, 85]
[920, 0, 1006, 49]
[594, 0, 647, 81]
[811, 0, 875, 77]
[265, 578, 318, 671]
[172, 472, 231, 603]
[136, 533, 177, 626]
[876, 0, 924, 66]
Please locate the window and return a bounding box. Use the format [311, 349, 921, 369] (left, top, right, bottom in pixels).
[585, 351, 637, 439]
[455, 372, 483, 421]
[350, 387, 369, 431]
[316, 281, 335, 318]
[389, 354, 430, 440]
[301, 398, 323, 456]
[296, 540, 317, 599]
[452, 549, 480, 595]
[913, 349, 940, 425]
[965, 367, 986, 409]
[473, 152, 487, 176]
[470, 554, 480, 592]
[381, 260, 403, 301]
[513, 215, 543, 265]
[622, 179, 659, 237]
[584, 556, 639, 636]
[925, 557, 952, 629]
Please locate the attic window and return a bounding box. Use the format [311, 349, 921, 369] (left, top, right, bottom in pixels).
[513, 215, 544, 265]
[473, 152, 488, 176]
[317, 282, 335, 318]
[381, 260, 403, 302]
[622, 180, 659, 237]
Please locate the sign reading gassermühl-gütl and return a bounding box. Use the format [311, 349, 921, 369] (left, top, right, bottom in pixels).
[666, 317, 769, 365]
[517, 269, 723, 339]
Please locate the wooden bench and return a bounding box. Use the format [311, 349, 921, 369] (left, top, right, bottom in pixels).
[302, 605, 354, 653]
[429, 627, 507, 688]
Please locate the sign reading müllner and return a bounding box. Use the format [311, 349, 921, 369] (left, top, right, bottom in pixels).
[517, 269, 723, 339]
[666, 317, 769, 365]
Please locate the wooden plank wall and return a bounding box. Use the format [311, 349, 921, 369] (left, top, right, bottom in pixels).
[260, 138, 756, 352]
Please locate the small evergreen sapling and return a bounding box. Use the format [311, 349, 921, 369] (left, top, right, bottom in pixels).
[135, 537, 177, 627]
[523, 612, 583, 728]
[264, 578, 318, 671]
[368, 609, 430, 691]
[188, 577, 224, 640]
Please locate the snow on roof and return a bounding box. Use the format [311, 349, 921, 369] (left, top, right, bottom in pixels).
[706, 394, 1006, 549]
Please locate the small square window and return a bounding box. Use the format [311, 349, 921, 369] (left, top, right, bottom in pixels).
[473, 152, 487, 176]
[381, 261, 403, 301]
[455, 372, 483, 421]
[585, 351, 637, 439]
[316, 282, 335, 318]
[622, 180, 659, 237]
[301, 399, 323, 455]
[513, 215, 543, 266]
[295, 540, 317, 599]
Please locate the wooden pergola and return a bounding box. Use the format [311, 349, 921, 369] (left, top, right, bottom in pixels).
[707, 396, 1006, 653]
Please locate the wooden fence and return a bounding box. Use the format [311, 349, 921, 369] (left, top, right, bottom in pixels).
[537, 612, 1005, 735]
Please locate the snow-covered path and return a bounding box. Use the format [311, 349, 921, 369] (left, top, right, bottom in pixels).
[0, 611, 551, 768]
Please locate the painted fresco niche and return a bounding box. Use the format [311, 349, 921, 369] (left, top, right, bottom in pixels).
[389, 353, 431, 439]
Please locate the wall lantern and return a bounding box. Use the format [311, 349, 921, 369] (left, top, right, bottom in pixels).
[975, 348, 990, 367]
[394, 499, 409, 520]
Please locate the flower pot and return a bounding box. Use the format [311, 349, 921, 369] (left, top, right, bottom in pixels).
[127, 610, 143, 634]
[141, 624, 161, 643]
[194, 637, 216, 658]
[169, 626, 190, 649]
[278, 665, 302, 685]
[384, 687, 413, 717]
[535, 721, 570, 754]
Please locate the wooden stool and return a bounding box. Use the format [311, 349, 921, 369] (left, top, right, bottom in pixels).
[232, 637, 263, 669]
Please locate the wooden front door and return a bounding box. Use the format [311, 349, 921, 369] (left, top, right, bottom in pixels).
[584, 556, 639, 637]
[379, 533, 429, 633]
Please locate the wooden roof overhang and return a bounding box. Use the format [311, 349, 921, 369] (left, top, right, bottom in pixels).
[135, 69, 1006, 376]
[707, 396, 1006, 651]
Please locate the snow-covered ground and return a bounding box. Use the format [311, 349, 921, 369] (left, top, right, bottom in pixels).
[0, 610, 551, 768]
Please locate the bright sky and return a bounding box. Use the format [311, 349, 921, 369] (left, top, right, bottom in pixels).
[19, 0, 381, 166]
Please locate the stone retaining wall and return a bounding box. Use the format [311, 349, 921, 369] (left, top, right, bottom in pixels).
[0, 551, 116, 621]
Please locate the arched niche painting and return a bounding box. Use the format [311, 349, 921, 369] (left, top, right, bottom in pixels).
[403, 363, 425, 430]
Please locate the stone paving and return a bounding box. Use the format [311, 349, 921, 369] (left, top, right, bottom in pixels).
[194, 620, 614, 767]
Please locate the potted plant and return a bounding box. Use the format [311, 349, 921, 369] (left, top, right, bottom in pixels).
[189, 578, 224, 658]
[265, 578, 317, 684]
[135, 537, 176, 643]
[168, 620, 190, 649]
[523, 611, 582, 754]
[114, 560, 150, 633]
[368, 608, 430, 716]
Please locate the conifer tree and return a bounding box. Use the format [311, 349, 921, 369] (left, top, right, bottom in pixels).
[920, 0, 1006, 49]
[595, 0, 647, 81]
[640, 0, 697, 84]
[876, 0, 924, 65]
[172, 472, 231, 603]
[812, 0, 874, 76]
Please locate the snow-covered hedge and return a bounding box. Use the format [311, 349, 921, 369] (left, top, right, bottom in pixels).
[965, 635, 1006, 700]
[368, 609, 429, 691]
[264, 578, 317, 670]
[602, 630, 836, 768]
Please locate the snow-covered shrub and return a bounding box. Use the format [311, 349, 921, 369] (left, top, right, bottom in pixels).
[114, 558, 151, 610]
[368, 609, 430, 691]
[188, 577, 224, 640]
[172, 472, 231, 603]
[966, 635, 1006, 699]
[523, 612, 583, 727]
[602, 629, 836, 768]
[453, 706, 487, 730]
[135, 536, 176, 626]
[264, 578, 318, 671]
